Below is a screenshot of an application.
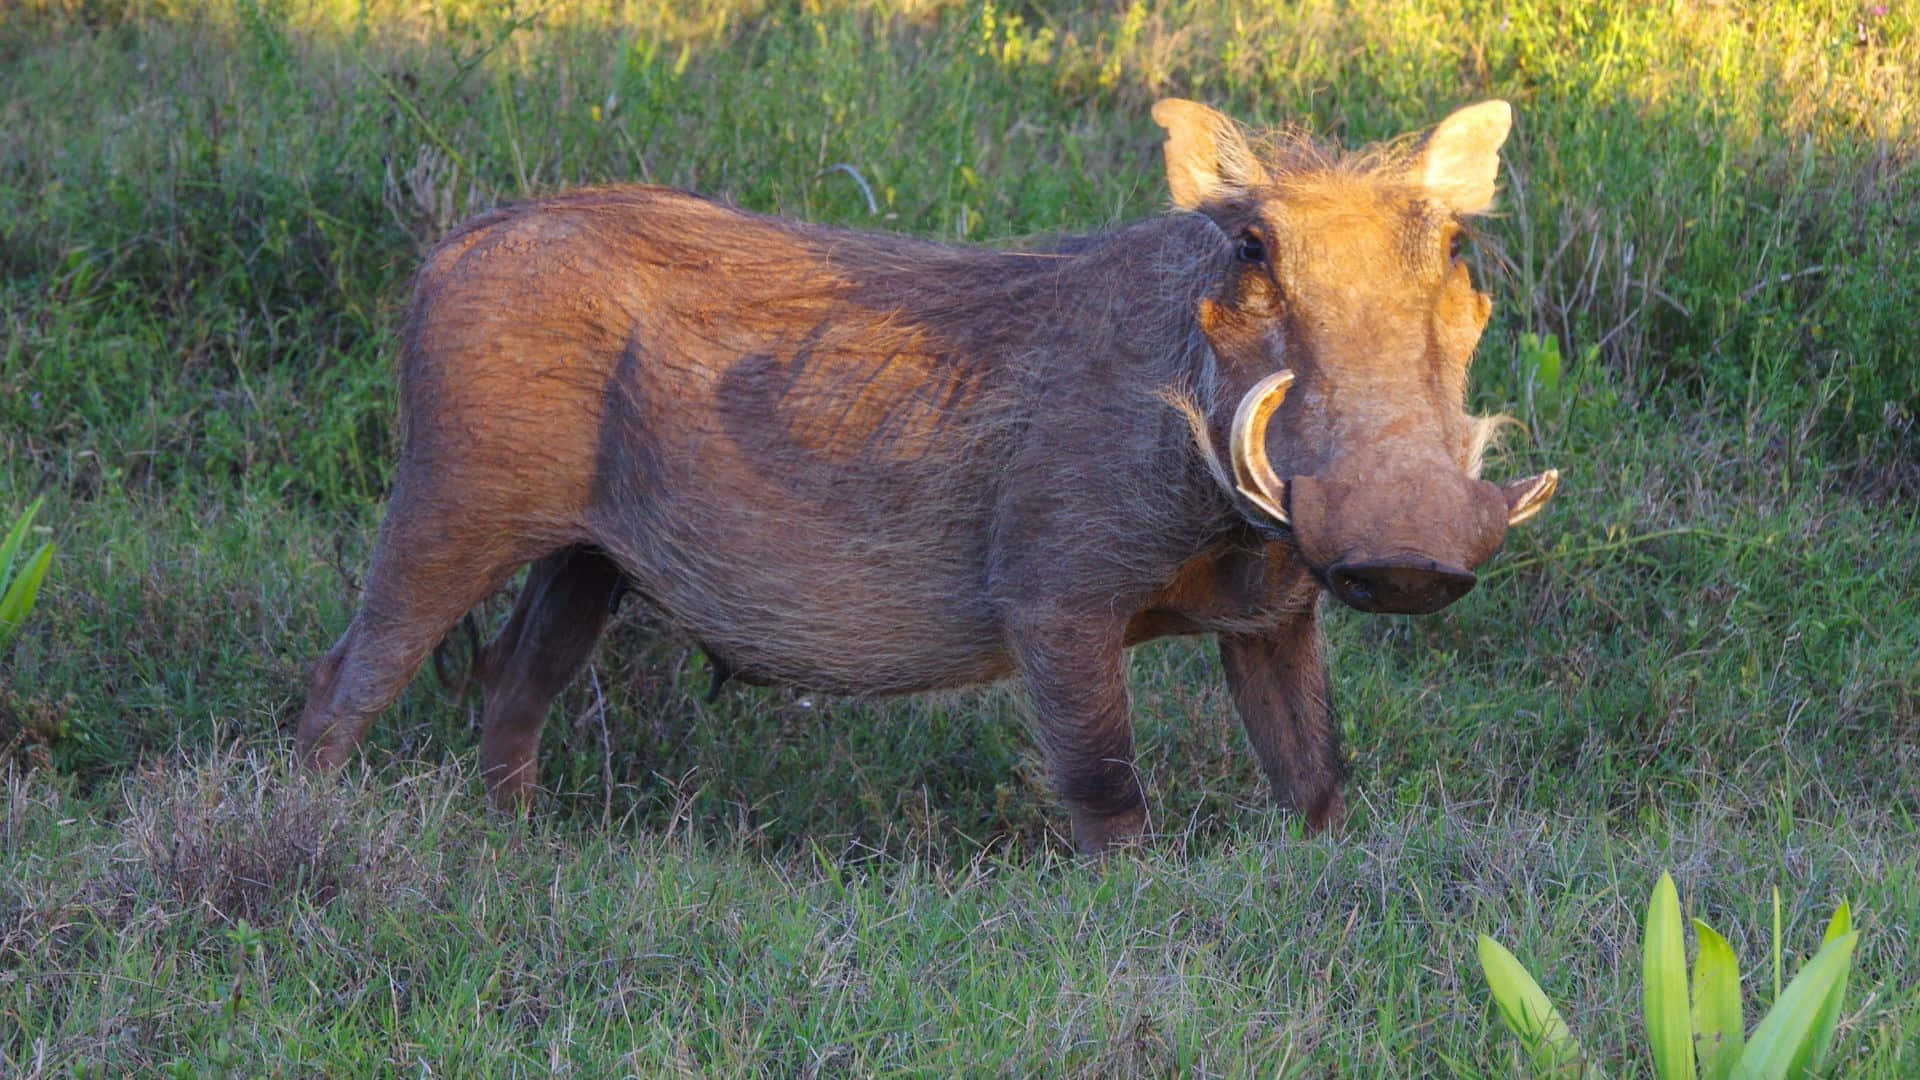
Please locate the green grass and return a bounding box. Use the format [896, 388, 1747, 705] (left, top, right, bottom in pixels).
[7, 751, 1919, 1075]
[3, 0, 1918, 1073]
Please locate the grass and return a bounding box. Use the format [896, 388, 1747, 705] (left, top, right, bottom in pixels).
[7, 751, 1918, 1074]
[2, 0, 1918, 1073]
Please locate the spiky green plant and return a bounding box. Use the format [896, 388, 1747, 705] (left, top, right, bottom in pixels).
[1478, 872, 1857, 1078]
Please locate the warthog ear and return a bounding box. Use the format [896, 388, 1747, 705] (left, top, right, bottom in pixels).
[1152, 99, 1268, 208]
[1417, 100, 1513, 215]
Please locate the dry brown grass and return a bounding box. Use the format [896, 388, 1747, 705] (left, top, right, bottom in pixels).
[2, 744, 449, 968]
[119, 747, 425, 922]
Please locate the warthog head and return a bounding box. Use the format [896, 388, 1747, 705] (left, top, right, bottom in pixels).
[1157, 99, 1558, 615]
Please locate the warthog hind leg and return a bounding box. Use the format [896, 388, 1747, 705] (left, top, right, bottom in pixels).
[296, 509, 526, 773]
[475, 545, 625, 807]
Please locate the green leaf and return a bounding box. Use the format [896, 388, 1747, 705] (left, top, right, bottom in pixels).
[0, 542, 54, 656]
[1537, 341, 1562, 392]
[1477, 933, 1587, 1073]
[1645, 872, 1696, 1080]
[1692, 919, 1745, 1080]
[1732, 931, 1858, 1080]
[1521, 333, 1564, 394]
[0, 496, 43, 591]
[1788, 902, 1853, 1078]
[1820, 901, 1852, 946]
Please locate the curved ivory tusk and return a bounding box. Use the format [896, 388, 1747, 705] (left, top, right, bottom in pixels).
[1502, 468, 1560, 526]
[1229, 369, 1296, 526]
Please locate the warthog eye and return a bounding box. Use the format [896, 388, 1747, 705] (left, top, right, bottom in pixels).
[1237, 231, 1266, 264]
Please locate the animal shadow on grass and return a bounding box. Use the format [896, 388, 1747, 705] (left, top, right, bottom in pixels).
[456, 606, 1064, 865]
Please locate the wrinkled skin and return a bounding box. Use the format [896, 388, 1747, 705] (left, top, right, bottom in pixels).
[296, 100, 1556, 854]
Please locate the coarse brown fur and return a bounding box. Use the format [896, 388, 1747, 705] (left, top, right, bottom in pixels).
[296, 100, 1556, 853]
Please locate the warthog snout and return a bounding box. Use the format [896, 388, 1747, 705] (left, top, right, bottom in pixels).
[1282, 467, 1514, 614]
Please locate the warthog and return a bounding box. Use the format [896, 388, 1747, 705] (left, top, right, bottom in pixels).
[297, 99, 1557, 852]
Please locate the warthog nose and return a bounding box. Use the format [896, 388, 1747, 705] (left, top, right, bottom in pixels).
[1327, 558, 1478, 614]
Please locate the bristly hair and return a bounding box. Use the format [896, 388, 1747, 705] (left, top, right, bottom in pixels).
[1159, 386, 1234, 495]
[1465, 414, 1520, 479]
[1249, 125, 1423, 187]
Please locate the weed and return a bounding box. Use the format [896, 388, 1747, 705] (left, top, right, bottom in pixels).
[1479, 872, 1857, 1077]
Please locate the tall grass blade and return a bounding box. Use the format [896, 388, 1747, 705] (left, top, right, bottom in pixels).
[1691, 919, 1745, 1080]
[1732, 931, 1857, 1080]
[1771, 888, 1783, 1001]
[1477, 933, 1587, 1074]
[1644, 872, 1695, 1080]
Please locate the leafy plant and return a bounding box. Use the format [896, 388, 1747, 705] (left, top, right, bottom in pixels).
[0, 496, 56, 657]
[1517, 331, 1566, 397]
[1478, 872, 1858, 1078]
[1514, 331, 1603, 429]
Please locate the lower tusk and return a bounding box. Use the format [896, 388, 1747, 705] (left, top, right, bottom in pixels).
[1229, 369, 1295, 526]
[1503, 468, 1560, 526]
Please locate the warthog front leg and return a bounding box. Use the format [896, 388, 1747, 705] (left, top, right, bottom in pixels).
[1012, 618, 1147, 854]
[1217, 611, 1347, 833]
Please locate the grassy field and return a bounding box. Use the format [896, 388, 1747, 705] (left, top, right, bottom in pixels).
[3, 0, 1917, 1073]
